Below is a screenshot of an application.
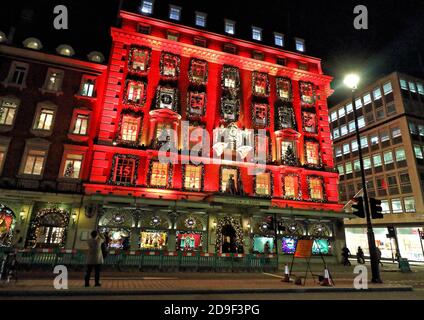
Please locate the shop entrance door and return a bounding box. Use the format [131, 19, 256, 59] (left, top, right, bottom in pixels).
[221, 224, 237, 253]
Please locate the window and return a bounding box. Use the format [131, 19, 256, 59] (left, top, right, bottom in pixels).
[221, 167, 238, 192]
[252, 51, 264, 61]
[370, 134, 379, 146]
[360, 136, 368, 148]
[276, 57, 286, 66]
[355, 98, 363, 110]
[409, 122, 418, 135]
[395, 148, 406, 161]
[363, 157, 371, 170]
[141, 0, 154, 14]
[408, 82, 416, 93]
[276, 77, 291, 101]
[0, 98, 19, 126]
[383, 151, 394, 164]
[357, 116, 365, 128]
[34, 107, 55, 131]
[346, 103, 353, 114]
[193, 37, 207, 47]
[345, 162, 353, 174]
[305, 141, 320, 165]
[331, 111, 338, 122]
[340, 125, 348, 136]
[351, 140, 358, 152]
[335, 147, 342, 158]
[383, 82, 393, 95]
[0, 138, 10, 174]
[414, 145, 423, 159]
[149, 162, 170, 187]
[373, 87, 382, 100]
[252, 72, 270, 97]
[283, 175, 299, 198]
[348, 121, 356, 133]
[160, 52, 180, 79]
[223, 43, 237, 55]
[338, 107, 345, 118]
[23, 149, 47, 175]
[6, 61, 29, 87]
[62, 153, 83, 179]
[417, 83, 424, 95]
[80, 76, 96, 97]
[295, 38, 305, 52]
[252, 27, 262, 41]
[391, 199, 402, 213]
[129, 46, 151, 73]
[332, 128, 340, 139]
[225, 20, 235, 35]
[255, 172, 271, 195]
[353, 160, 360, 172]
[121, 115, 141, 142]
[111, 155, 138, 186]
[184, 165, 202, 191]
[43, 69, 64, 92]
[373, 154, 382, 167]
[381, 200, 390, 213]
[400, 79, 408, 90]
[125, 80, 147, 105]
[391, 127, 401, 138]
[380, 131, 390, 143]
[404, 197, 416, 213]
[167, 30, 179, 41]
[188, 91, 207, 117]
[337, 165, 344, 176]
[72, 114, 89, 135]
[419, 125, 424, 137]
[343, 143, 350, 155]
[195, 12, 207, 27]
[169, 5, 181, 20]
[274, 33, 284, 46]
[222, 66, 240, 89]
[309, 177, 323, 200]
[137, 24, 151, 35]
[363, 93, 372, 105]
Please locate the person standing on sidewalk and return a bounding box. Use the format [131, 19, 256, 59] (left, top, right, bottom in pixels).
[341, 246, 351, 266]
[376, 247, 384, 267]
[85, 230, 104, 287]
[356, 246, 365, 264]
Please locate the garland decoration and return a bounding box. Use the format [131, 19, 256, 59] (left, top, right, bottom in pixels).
[214, 216, 243, 253]
[108, 154, 140, 187]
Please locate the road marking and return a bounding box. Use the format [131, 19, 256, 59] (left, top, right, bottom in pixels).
[263, 272, 283, 279]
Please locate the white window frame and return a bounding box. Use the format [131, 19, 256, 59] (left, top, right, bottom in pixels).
[79, 75, 96, 97]
[383, 82, 393, 95]
[3, 61, 29, 89]
[274, 33, 284, 47]
[19, 138, 51, 178]
[42, 68, 64, 94]
[31, 102, 57, 136]
[69, 109, 90, 136]
[141, 0, 154, 15]
[169, 5, 181, 21]
[0, 96, 20, 131]
[252, 26, 262, 41]
[59, 145, 87, 180]
[0, 136, 11, 174]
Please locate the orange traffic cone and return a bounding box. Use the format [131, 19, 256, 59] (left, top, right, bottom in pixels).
[281, 264, 291, 283]
[321, 267, 333, 287]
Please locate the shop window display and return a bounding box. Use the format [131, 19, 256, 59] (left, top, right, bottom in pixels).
[176, 231, 202, 251]
[140, 231, 168, 249]
[0, 205, 15, 247]
[253, 236, 274, 253]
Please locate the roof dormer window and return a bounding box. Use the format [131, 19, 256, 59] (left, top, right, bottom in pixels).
[87, 51, 105, 63]
[169, 5, 181, 21]
[295, 38, 305, 52]
[23, 37, 42, 50]
[274, 33, 284, 47]
[252, 27, 262, 41]
[225, 19, 235, 35]
[141, 0, 154, 15]
[195, 12, 207, 27]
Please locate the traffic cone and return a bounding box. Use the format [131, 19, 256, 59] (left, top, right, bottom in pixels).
[281, 264, 291, 282]
[321, 267, 333, 287]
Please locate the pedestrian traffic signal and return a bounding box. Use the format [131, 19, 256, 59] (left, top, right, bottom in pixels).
[387, 226, 396, 238]
[370, 198, 383, 219]
[351, 197, 365, 218]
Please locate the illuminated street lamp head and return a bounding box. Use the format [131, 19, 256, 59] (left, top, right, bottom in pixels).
[344, 74, 360, 90]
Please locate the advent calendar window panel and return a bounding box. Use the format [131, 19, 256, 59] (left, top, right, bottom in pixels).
[252, 72, 270, 97]
[128, 46, 151, 74]
[221, 97, 240, 122]
[305, 141, 320, 165]
[255, 172, 271, 196]
[187, 91, 206, 117]
[221, 168, 238, 193]
[283, 175, 300, 199]
[302, 111, 317, 133]
[160, 52, 180, 79]
[189, 59, 208, 85]
[150, 162, 169, 187]
[255, 134, 268, 159]
[124, 80, 147, 106]
[156, 86, 178, 111]
[275, 103, 296, 130]
[121, 115, 141, 142]
[299, 82, 316, 105]
[222, 66, 240, 90]
[309, 177, 324, 200]
[110, 155, 139, 186]
[252, 103, 269, 127]
[276, 77, 292, 101]
[184, 165, 202, 191]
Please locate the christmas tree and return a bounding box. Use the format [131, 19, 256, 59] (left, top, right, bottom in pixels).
[283, 145, 297, 166]
[64, 162, 74, 178]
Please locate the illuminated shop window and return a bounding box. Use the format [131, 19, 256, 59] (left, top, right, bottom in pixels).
[305, 141, 320, 165]
[276, 77, 292, 101]
[299, 82, 315, 105]
[23, 149, 46, 175]
[0, 98, 19, 126]
[281, 141, 296, 159]
[221, 167, 238, 193]
[189, 59, 208, 84]
[256, 172, 271, 196]
[309, 177, 324, 200]
[80, 76, 96, 97]
[111, 155, 138, 186]
[283, 175, 299, 199]
[252, 72, 269, 97]
[128, 46, 151, 73]
[184, 164, 202, 191]
[72, 114, 89, 135]
[302, 111, 317, 133]
[160, 52, 180, 79]
[125, 80, 146, 105]
[150, 162, 169, 187]
[62, 153, 83, 179]
[121, 115, 140, 142]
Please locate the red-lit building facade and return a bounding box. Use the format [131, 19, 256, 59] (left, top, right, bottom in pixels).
[82, 9, 347, 258]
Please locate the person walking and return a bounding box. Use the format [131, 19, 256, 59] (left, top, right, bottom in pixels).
[341, 246, 351, 266]
[376, 247, 384, 267]
[356, 246, 365, 264]
[85, 230, 104, 287]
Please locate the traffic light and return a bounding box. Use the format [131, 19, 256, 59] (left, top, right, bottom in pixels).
[266, 216, 274, 229]
[387, 226, 396, 238]
[351, 197, 365, 218]
[370, 198, 384, 219]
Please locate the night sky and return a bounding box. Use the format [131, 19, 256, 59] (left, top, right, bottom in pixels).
[1, 0, 424, 105]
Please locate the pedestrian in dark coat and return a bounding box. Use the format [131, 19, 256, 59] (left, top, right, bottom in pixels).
[84, 230, 104, 287]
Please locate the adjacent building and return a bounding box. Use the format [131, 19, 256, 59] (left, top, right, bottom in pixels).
[330, 71, 424, 262]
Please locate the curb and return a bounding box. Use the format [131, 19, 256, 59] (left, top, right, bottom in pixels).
[0, 286, 414, 297]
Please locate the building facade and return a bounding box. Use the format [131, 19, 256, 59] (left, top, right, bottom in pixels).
[0, 37, 107, 250]
[330, 72, 424, 262]
[81, 6, 345, 259]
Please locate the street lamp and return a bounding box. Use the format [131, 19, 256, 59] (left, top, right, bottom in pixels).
[344, 73, 382, 284]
